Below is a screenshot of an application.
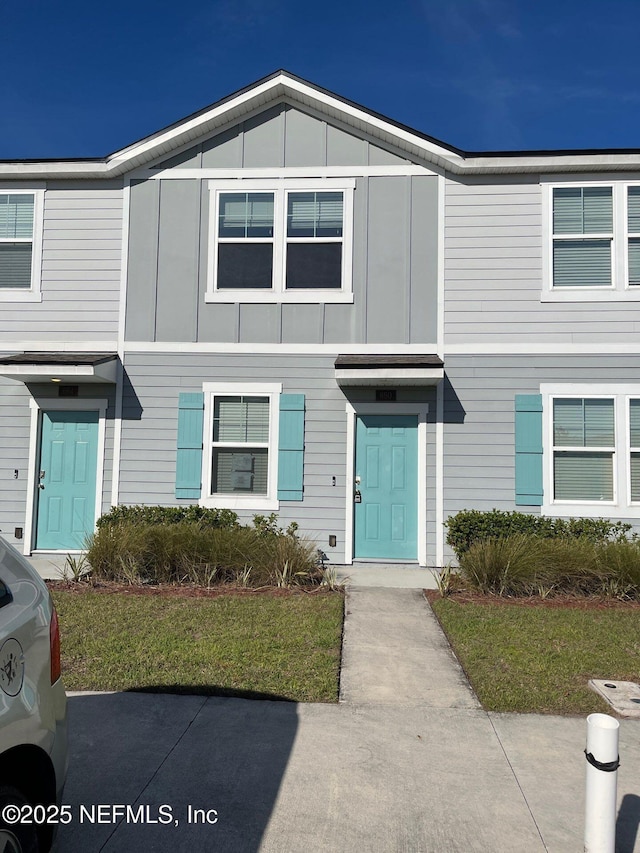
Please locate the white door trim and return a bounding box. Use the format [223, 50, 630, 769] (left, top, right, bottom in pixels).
[25, 398, 108, 555]
[344, 402, 428, 566]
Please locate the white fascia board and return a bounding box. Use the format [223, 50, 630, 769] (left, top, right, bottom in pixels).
[460, 153, 640, 176]
[0, 82, 284, 180]
[0, 74, 459, 178]
[0, 161, 109, 179]
[335, 367, 444, 386]
[0, 361, 118, 384]
[279, 76, 464, 170]
[105, 79, 287, 174]
[6, 72, 640, 178]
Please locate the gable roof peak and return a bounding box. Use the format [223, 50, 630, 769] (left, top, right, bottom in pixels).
[3, 71, 640, 178]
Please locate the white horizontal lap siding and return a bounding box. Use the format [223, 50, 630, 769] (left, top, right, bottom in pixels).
[3, 187, 123, 343]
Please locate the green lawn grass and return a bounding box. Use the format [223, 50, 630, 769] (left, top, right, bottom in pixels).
[430, 597, 640, 715]
[52, 589, 344, 702]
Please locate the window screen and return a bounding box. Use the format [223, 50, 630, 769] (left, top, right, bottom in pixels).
[553, 398, 614, 501]
[210, 396, 270, 495]
[216, 193, 274, 289]
[0, 194, 34, 289]
[285, 191, 343, 289]
[552, 187, 612, 288]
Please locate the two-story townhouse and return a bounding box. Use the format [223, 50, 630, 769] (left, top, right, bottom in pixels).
[2, 71, 640, 568]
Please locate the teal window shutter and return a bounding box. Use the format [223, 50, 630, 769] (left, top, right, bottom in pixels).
[515, 394, 543, 506]
[176, 392, 204, 499]
[278, 394, 304, 500]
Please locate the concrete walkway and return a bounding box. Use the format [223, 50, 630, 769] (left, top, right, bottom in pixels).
[340, 587, 477, 707]
[53, 586, 640, 852]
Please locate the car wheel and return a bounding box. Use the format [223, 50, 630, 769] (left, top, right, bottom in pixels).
[0, 787, 39, 853]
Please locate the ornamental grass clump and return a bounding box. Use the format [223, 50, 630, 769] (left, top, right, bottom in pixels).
[594, 539, 640, 598]
[85, 512, 321, 588]
[457, 533, 549, 596]
[458, 533, 640, 599]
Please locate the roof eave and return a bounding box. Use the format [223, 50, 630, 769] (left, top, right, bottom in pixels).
[0, 72, 466, 179]
[3, 72, 640, 178]
[457, 153, 640, 176]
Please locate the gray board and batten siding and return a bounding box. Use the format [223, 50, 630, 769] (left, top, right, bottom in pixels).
[444, 176, 640, 345]
[150, 103, 415, 171]
[0, 374, 117, 551]
[1, 181, 123, 344]
[119, 353, 439, 566]
[125, 105, 439, 346]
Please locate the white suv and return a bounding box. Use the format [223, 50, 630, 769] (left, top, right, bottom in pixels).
[0, 536, 68, 853]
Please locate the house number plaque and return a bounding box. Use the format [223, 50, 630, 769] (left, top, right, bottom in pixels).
[375, 389, 397, 401]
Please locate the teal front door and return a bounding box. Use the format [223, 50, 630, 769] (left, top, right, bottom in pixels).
[35, 411, 99, 550]
[354, 414, 418, 560]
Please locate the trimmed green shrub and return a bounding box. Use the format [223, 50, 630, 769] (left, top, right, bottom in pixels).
[96, 504, 240, 530]
[252, 513, 300, 538]
[445, 509, 633, 560]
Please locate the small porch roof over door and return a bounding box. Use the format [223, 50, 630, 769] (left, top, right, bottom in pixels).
[334, 354, 444, 387]
[0, 352, 119, 384]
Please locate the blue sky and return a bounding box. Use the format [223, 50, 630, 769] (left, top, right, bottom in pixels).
[2, 0, 640, 158]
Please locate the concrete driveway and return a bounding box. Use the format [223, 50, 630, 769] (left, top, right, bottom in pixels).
[52, 588, 640, 852]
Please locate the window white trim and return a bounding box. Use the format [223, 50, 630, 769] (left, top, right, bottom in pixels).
[206, 179, 355, 304]
[200, 382, 282, 510]
[0, 189, 44, 303]
[540, 383, 640, 518]
[627, 396, 640, 507]
[541, 181, 640, 301]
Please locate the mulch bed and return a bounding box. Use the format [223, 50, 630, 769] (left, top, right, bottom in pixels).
[46, 580, 340, 598]
[424, 588, 640, 610]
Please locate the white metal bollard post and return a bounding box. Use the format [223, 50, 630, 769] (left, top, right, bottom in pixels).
[584, 712, 620, 853]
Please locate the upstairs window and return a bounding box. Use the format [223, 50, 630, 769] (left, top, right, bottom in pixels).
[0, 190, 43, 302]
[627, 187, 640, 287]
[207, 180, 354, 303]
[543, 182, 640, 300]
[0, 193, 34, 289]
[552, 187, 613, 289]
[217, 193, 274, 290]
[286, 192, 343, 290]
